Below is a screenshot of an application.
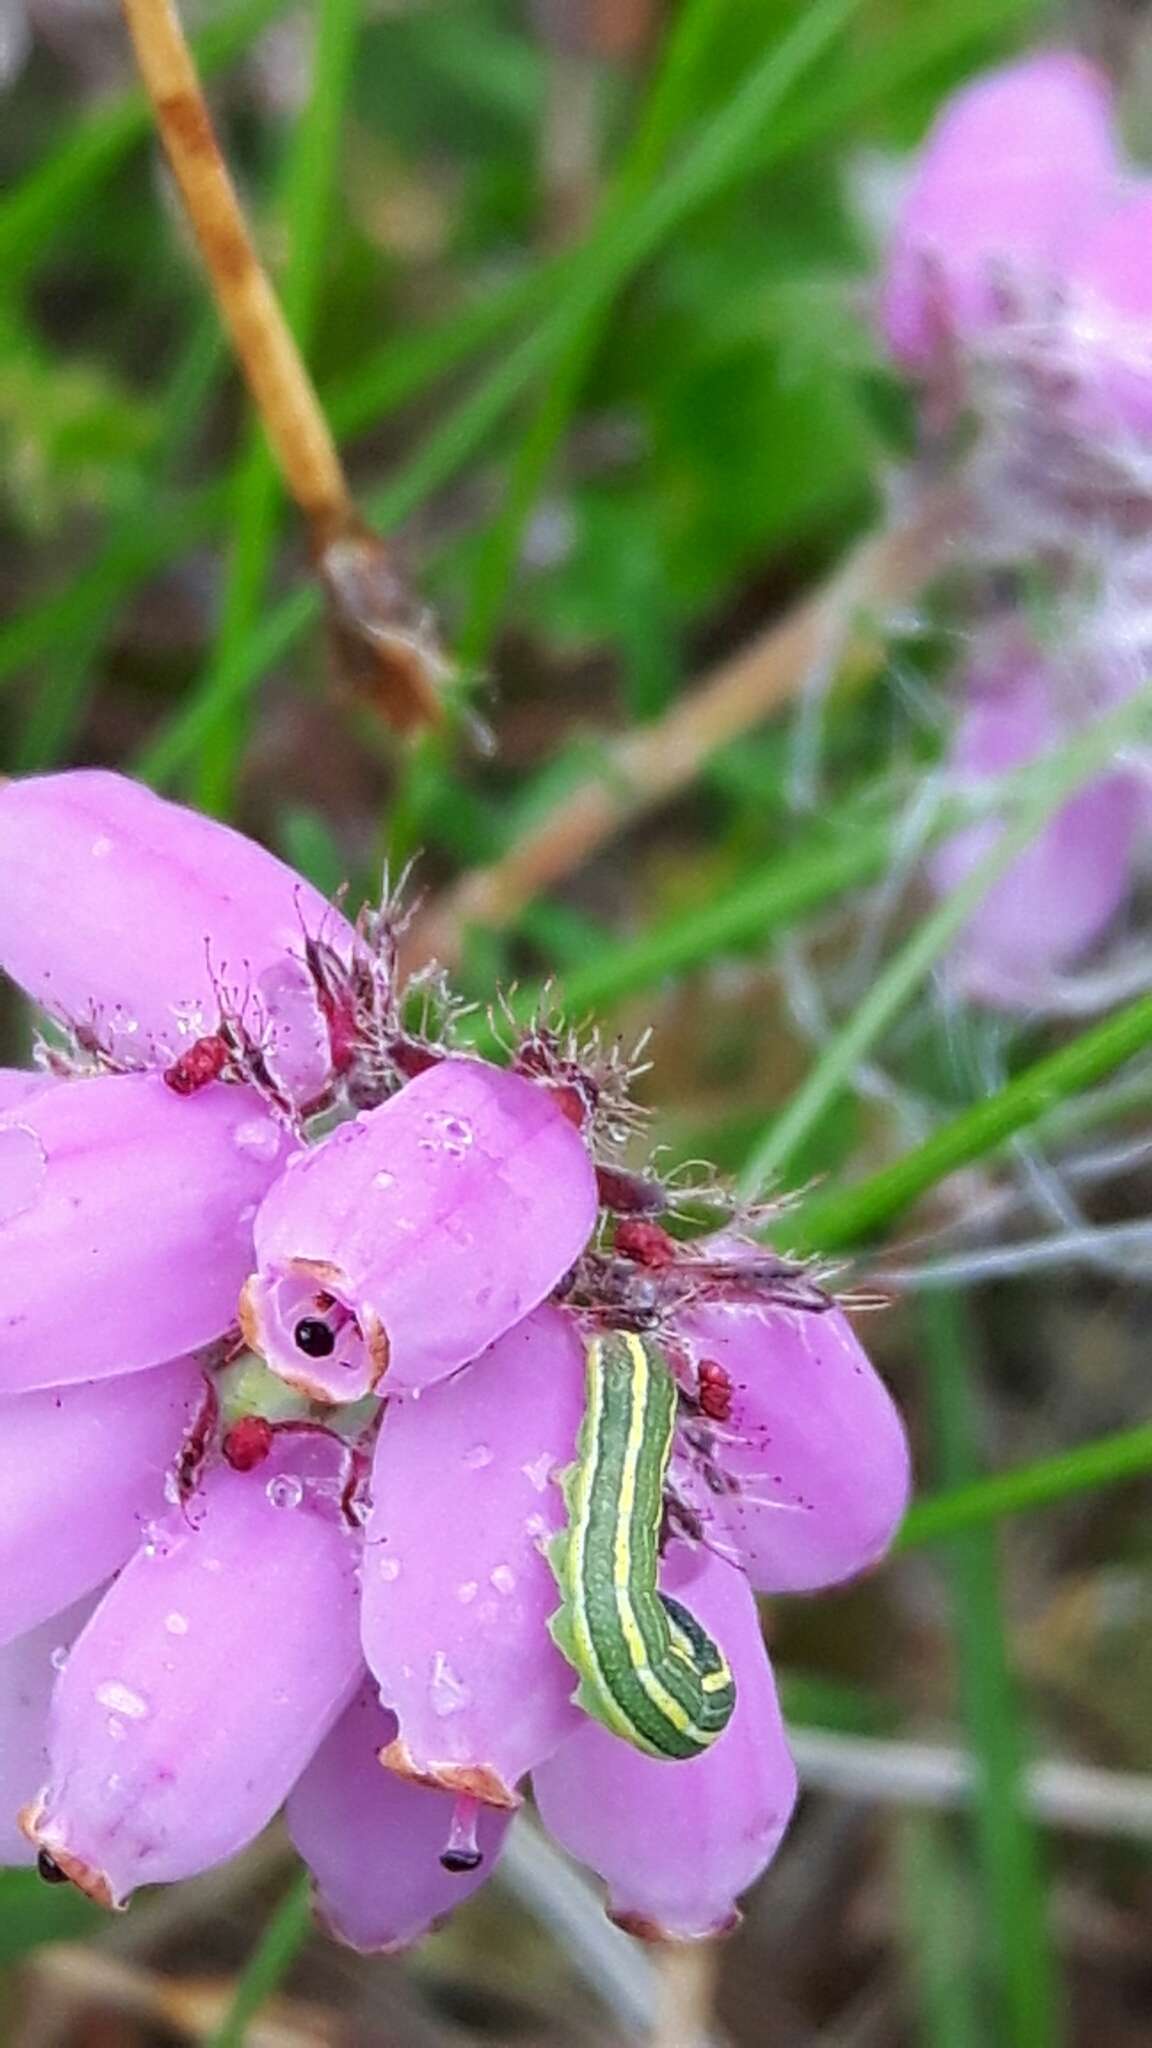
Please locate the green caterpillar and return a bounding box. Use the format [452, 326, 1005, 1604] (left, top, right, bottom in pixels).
[548, 1330, 736, 1760]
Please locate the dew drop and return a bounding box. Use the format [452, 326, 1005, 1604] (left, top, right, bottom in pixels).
[0, 1124, 47, 1225]
[377, 1555, 401, 1582]
[164, 1612, 189, 1636]
[372, 1169, 395, 1190]
[463, 1443, 492, 1471]
[489, 1565, 516, 1596]
[429, 1651, 472, 1717]
[521, 1452, 555, 1493]
[524, 1512, 550, 1545]
[233, 1117, 282, 1163]
[49, 1645, 69, 1673]
[89, 835, 113, 859]
[266, 1474, 304, 1510]
[95, 1680, 149, 1721]
[457, 1581, 478, 1605]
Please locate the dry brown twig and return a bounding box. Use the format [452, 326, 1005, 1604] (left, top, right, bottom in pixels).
[118, 0, 450, 734]
[413, 481, 965, 968]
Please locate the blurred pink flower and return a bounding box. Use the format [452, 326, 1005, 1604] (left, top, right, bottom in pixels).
[879, 51, 1119, 375]
[0, 770, 909, 1942]
[930, 639, 1145, 1008]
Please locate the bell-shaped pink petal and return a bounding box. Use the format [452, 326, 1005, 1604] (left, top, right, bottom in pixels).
[363, 1306, 585, 1807]
[0, 1069, 54, 1113]
[932, 651, 1141, 1007]
[533, 1549, 796, 1941]
[0, 771, 353, 1091]
[242, 1061, 597, 1401]
[0, 1072, 290, 1393]
[1067, 185, 1152, 436]
[675, 1299, 910, 1594]
[0, 1594, 100, 1867]
[880, 52, 1118, 370]
[23, 1434, 363, 1906]
[0, 1359, 205, 1646]
[287, 1683, 510, 1951]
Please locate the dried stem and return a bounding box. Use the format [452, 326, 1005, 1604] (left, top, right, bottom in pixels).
[414, 481, 964, 967]
[119, 0, 450, 733]
[119, 0, 349, 539]
[652, 1940, 721, 2048]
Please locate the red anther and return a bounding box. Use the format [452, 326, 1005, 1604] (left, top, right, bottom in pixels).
[551, 1082, 592, 1129]
[222, 1416, 276, 1472]
[389, 1038, 445, 1081]
[614, 1218, 677, 1266]
[697, 1359, 733, 1424]
[163, 1034, 231, 1095]
[596, 1165, 666, 1218]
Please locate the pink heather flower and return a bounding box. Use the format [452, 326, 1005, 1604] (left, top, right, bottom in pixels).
[879, 51, 1118, 374]
[930, 639, 1143, 1008]
[0, 770, 356, 1104]
[0, 769, 910, 1943]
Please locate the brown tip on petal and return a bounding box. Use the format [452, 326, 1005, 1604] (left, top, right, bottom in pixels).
[610, 1906, 742, 1945]
[362, 1307, 391, 1388]
[377, 1738, 521, 1812]
[19, 1803, 119, 1911]
[237, 1274, 264, 1353]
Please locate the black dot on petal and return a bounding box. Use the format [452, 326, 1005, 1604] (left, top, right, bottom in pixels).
[440, 1848, 483, 1875]
[294, 1318, 336, 1358]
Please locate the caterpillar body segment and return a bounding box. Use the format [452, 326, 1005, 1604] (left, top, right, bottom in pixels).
[548, 1330, 736, 1760]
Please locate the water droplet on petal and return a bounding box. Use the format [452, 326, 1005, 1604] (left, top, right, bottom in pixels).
[0, 1124, 47, 1224]
[372, 1169, 395, 1190]
[234, 1118, 282, 1163]
[521, 1453, 555, 1493]
[266, 1474, 304, 1510]
[490, 1565, 516, 1595]
[90, 835, 113, 859]
[463, 1443, 492, 1471]
[457, 1581, 478, 1605]
[164, 1612, 189, 1636]
[49, 1646, 69, 1673]
[95, 1680, 149, 1721]
[429, 1651, 472, 1717]
[377, 1555, 401, 1582]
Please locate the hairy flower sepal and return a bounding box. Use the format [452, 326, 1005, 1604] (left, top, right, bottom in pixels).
[242, 1060, 598, 1401]
[22, 1433, 363, 1906]
[0, 772, 354, 1099]
[0, 1074, 290, 1392]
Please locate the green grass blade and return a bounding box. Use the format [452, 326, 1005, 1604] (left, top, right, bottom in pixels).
[919, 1292, 1061, 2048]
[13, 317, 222, 771]
[741, 680, 1152, 1195]
[791, 985, 1152, 1255]
[193, 0, 362, 813]
[141, 0, 869, 788]
[206, 1871, 313, 2048]
[0, 0, 292, 272]
[901, 1422, 1152, 1548]
[896, 1814, 983, 2048]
